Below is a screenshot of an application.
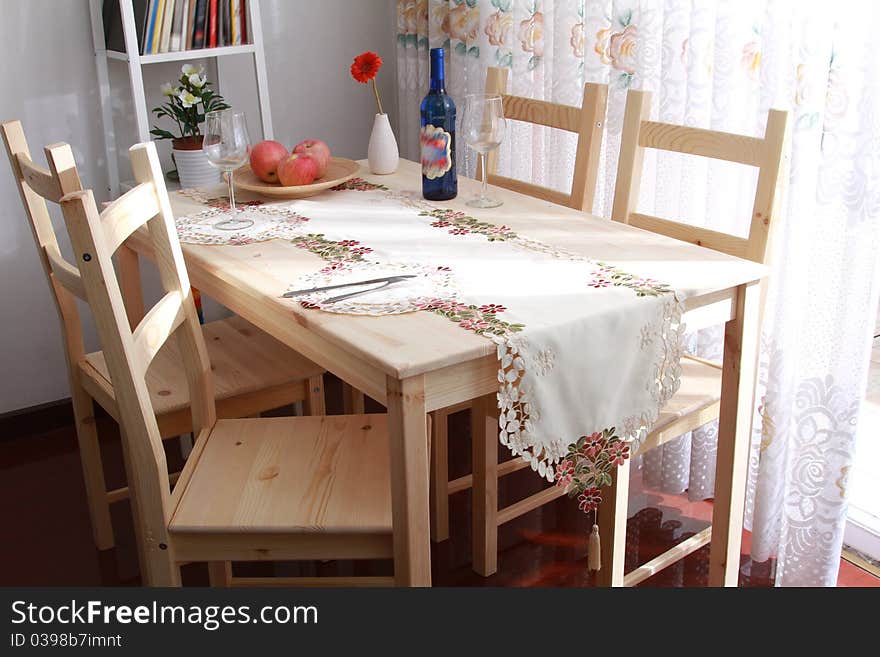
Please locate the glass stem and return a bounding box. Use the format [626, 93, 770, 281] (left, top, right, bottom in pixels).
[225, 170, 237, 212]
[480, 152, 489, 201]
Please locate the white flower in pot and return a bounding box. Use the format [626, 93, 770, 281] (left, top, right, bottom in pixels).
[151, 64, 230, 188]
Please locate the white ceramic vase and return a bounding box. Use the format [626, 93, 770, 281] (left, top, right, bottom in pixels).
[173, 146, 221, 188]
[367, 113, 399, 175]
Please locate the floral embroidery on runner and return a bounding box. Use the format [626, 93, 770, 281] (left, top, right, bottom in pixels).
[292, 264, 460, 316]
[178, 188, 264, 209]
[590, 262, 674, 297]
[290, 234, 374, 274]
[419, 208, 517, 241]
[331, 177, 389, 192]
[553, 427, 632, 513]
[174, 189, 309, 245]
[414, 298, 524, 336]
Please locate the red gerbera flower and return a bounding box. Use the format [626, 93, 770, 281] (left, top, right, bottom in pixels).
[351, 51, 383, 83]
[351, 51, 385, 114]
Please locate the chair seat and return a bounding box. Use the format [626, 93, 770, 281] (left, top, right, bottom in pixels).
[169, 414, 392, 535]
[79, 315, 324, 417]
[647, 356, 721, 438]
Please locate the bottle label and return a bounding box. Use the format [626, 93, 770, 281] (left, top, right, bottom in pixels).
[420, 124, 453, 180]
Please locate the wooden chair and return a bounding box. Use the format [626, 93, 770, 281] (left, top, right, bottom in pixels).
[429, 69, 609, 577]
[600, 89, 788, 586]
[477, 66, 608, 211]
[2, 120, 327, 553]
[56, 140, 394, 586]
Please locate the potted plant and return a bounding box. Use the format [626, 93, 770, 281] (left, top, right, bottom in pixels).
[151, 64, 230, 188]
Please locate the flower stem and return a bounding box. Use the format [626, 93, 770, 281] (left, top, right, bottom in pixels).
[371, 78, 384, 115]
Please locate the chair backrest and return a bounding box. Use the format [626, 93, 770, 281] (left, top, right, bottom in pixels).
[1, 120, 88, 376]
[479, 67, 608, 212]
[58, 141, 216, 536]
[611, 90, 789, 264]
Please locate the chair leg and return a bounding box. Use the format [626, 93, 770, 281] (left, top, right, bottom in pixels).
[303, 374, 326, 415]
[144, 556, 181, 586]
[429, 410, 450, 543]
[342, 382, 365, 414]
[596, 459, 630, 586]
[179, 433, 194, 459]
[112, 425, 180, 586]
[208, 561, 233, 587]
[472, 395, 498, 576]
[70, 383, 114, 550]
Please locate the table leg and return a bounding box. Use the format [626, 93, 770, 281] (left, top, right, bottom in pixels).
[386, 374, 431, 586]
[429, 409, 450, 543]
[472, 394, 498, 576]
[596, 459, 629, 586]
[709, 281, 761, 586]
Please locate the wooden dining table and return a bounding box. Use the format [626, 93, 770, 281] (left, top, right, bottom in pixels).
[123, 158, 767, 587]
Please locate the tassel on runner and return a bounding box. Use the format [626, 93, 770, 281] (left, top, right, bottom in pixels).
[588, 523, 601, 571]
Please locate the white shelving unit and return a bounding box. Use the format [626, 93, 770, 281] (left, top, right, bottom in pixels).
[89, 0, 273, 195]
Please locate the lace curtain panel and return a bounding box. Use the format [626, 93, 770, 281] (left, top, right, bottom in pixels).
[395, 0, 880, 586]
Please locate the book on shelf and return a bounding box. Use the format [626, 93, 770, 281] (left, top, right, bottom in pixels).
[170, 0, 185, 51]
[191, 0, 207, 48]
[150, 0, 165, 53]
[240, 0, 247, 43]
[144, 0, 160, 53]
[179, 0, 189, 50]
[159, 0, 175, 52]
[208, 0, 218, 48]
[222, 0, 232, 46]
[185, 0, 197, 49]
[102, 0, 150, 54]
[217, 0, 225, 46]
[230, 0, 239, 45]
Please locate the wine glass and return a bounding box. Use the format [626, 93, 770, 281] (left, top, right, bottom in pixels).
[202, 109, 254, 231]
[462, 94, 506, 208]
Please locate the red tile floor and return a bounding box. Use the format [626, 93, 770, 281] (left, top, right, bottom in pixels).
[1, 376, 876, 587]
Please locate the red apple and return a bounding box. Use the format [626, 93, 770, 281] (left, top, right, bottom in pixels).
[277, 153, 320, 186]
[292, 139, 331, 178]
[249, 140, 289, 183]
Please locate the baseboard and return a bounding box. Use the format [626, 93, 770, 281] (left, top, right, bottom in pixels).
[842, 546, 880, 579]
[0, 398, 74, 442]
[844, 508, 880, 563]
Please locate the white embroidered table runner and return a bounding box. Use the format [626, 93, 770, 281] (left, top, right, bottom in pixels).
[176, 178, 684, 510]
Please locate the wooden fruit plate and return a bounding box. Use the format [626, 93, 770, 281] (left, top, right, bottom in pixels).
[233, 157, 360, 198]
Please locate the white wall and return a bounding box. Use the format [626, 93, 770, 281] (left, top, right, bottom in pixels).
[0, 0, 397, 414]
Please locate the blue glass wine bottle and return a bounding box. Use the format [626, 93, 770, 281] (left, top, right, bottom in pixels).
[420, 48, 457, 200]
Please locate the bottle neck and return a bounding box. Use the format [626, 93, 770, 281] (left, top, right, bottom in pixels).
[429, 53, 445, 93]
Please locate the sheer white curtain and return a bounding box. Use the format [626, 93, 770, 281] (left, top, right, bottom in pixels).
[396, 0, 880, 586]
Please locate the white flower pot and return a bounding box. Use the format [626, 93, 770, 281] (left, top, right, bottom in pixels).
[367, 113, 399, 175]
[173, 145, 221, 188]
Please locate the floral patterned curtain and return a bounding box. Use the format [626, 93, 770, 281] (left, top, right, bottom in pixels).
[396, 0, 880, 587]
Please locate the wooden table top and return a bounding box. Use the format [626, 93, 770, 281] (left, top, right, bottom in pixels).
[139, 159, 766, 380]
